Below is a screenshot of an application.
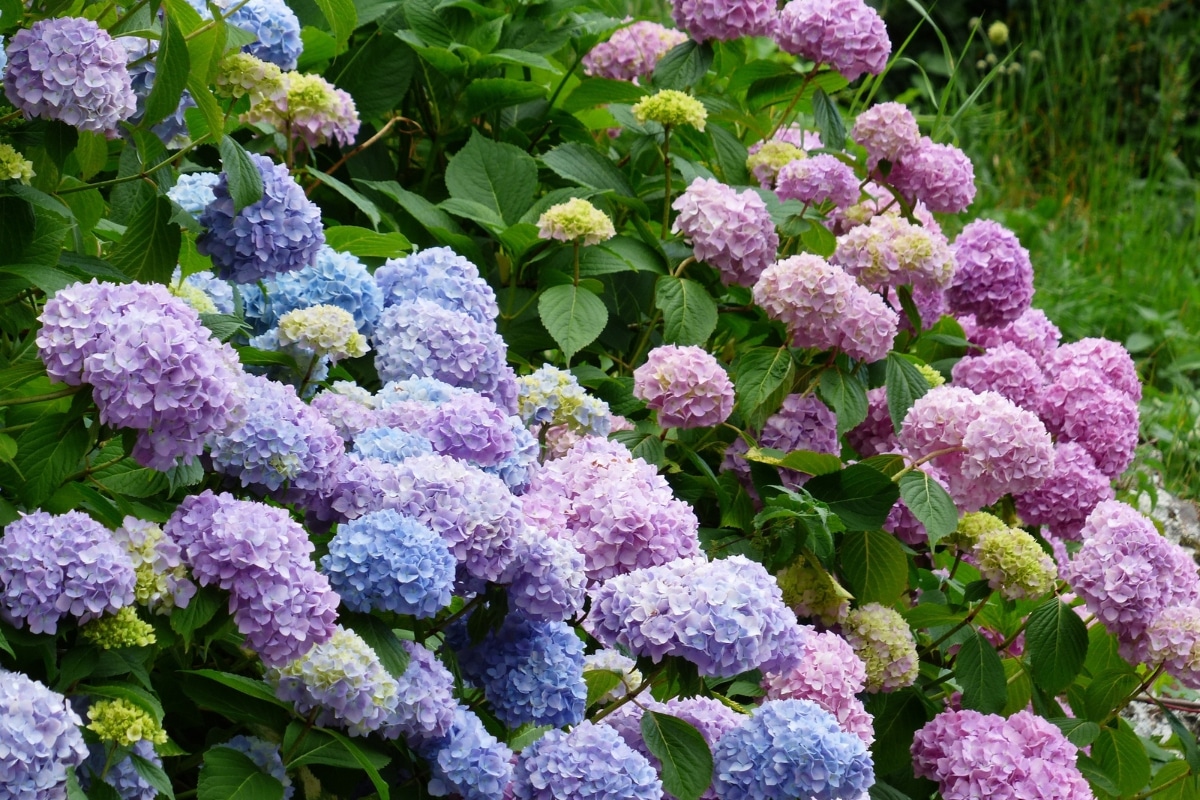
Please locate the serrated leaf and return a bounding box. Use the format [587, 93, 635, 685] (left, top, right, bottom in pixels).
[1048, 718, 1101, 747]
[199, 313, 247, 342]
[199, 747, 285, 800]
[130, 754, 176, 800]
[324, 729, 390, 800]
[445, 131, 538, 226]
[904, 603, 965, 629]
[640, 711, 714, 800]
[812, 87, 846, 151]
[305, 167, 381, 228]
[13, 412, 88, 506]
[884, 352, 931, 432]
[805, 463, 899, 531]
[169, 585, 221, 645]
[743, 446, 842, 476]
[218, 136, 264, 213]
[1092, 721, 1151, 796]
[956, 630, 1007, 714]
[313, 0, 356, 48]
[652, 40, 713, 90]
[542, 143, 635, 197]
[897, 469, 958, 547]
[109, 195, 181, 284]
[538, 284, 608, 362]
[1026, 598, 1090, 695]
[655, 276, 717, 346]
[733, 347, 794, 429]
[143, 19, 189, 127]
[584, 669, 624, 707]
[323, 225, 410, 258]
[816, 367, 868, 436]
[839, 528, 908, 604]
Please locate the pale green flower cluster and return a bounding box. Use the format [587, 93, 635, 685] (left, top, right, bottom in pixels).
[214, 52, 286, 105]
[952, 511, 1008, 549]
[974, 523, 1057, 600]
[87, 698, 168, 746]
[536, 198, 616, 246]
[746, 141, 804, 185]
[843, 603, 919, 692]
[277, 305, 370, 362]
[632, 89, 707, 130]
[0, 143, 35, 184]
[515, 365, 611, 435]
[169, 278, 218, 315]
[81, 607, 157, 649]
[776, 555, 851, 626]
[916, 363, 946, 388]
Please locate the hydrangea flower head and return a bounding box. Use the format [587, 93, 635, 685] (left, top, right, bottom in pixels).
[79, 740, 161, 800]
[0, 671, 88, 797]
[775, 0, 891, 81]
[86, 698, 167, 746]
[583, 21, 687, 81]
[111, 516, 196, 613]
[842, 603, 918, 691]
[746, 141, 806, 188]
[852, 102, 921, 166]
[762, 629, 873, 744]
[245, 70, 360, 149]
[947, 219, 1034, 327]
[251, 245, 384, 334]
[375, 246, 498, 324]
[1146, 606, 1200, 689]
[776, 553, 851, 625]
[831, 212, 955, 290]
[214, 51, 286, 102]
[277, 304, 369, 362]
[0, 142, 34, 184]
[515, 365, 611, 435]
[4, 17, 136, 135]
[633, 345, 733, 428]
[673, 178, 779, 285]
[951, 341, 1044, 409]
[506, 529, 587, 621]
[888, 136, 977, 213]
[190, 0, 302, 68]
[352, 426, 433, 463]
[1038, 365, 1138, 478]
[775, 154, 861, 208]
[1046, 337, 1141, 401]
[513, 721, 662, 800]
[847, 387, 898, 457]
[421, 705, 514, 800]
[80, 606, 157, 649]
[198, 153, 325, 283]
[537, 198, 617, 245]
[973, 524, 1057, 599]
[632, 89, 707, 130]
[384, 640, 457, 743]
[723, 393, 839, 493]
[1014, 441, 1113, 540]
[671, 0, 776, 42]
[971, 307, 1062, 361]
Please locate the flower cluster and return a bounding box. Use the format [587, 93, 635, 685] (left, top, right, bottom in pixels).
[723, 393, 839, 492]
[633, 344, 734, 428]
[421, 706, 514, 800]
[673, 177, 779, 285]
[1037, 365, 1138, 478]
[513, 722, 662, 800]
[537, 198, 617, 245]
[515, 365, 612, 436]
[352, 426, 433, 463]
[244, 71, 360, 149]
[762, 629, 873, 744]
[1014, 441, 1113, 540]
[950, 341, 1044, 410]
[505, 529, 588, 621]
[247, 246, 383, 334]
[0, 142, 34, 184]
[947, 219, 1034, 326]
[842, 603, 918, 692]
[775, 0, 890, 81]
[671, 0, 776, 42]
[973, 522, 1057, 599]
[80, 606, 157, 649]
[375, 247, 497, 323]
[80, 740, 162, 800]
[188, 0, 302, 69]
[214, 51, 286, 103]
[583, 21, 687, 81]
[277, 304, 370, 362]
[0, 671, 88, 798]
[831, 212, 955, 290]
[633, 89, 708, 129]
[852, 102, 921, 167]
[888, 136, 977, 213]
[776, 154, 861, 207]
[86, 698, 167, 746]
[110, 517, 197, 613]
[385, 640, 457, 742]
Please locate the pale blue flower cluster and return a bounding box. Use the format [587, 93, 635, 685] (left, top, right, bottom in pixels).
[375, 246, 499, 323]
[169, 173, 221, 215]
[186, 0, 302, 68]
[242, 246, 383, 334]
[422, 706, 514, 800]
[79, 740, 160, 800]
[512, 722, 663, 800]
[352, 426, 434, 464]
[0, 671, 89, 798]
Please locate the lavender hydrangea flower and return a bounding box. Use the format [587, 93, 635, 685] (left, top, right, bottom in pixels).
[888, 136, 977, 213]
[119, 36, 194, 147]
[79, 740, 161, 800]
[946, 220, 1033, 327]
[846, 387, 899, 457]
[951, 342, 1044, 410]
[831, 212, 955, 291]
[420, 391, 518, 467]
[247, 245, 384, 334]
[421, 705, 514, 800]
[169, 172, 221, 215]
[671, 0, 776, 42]
[713, 699, 875, 800]
[505, 529, 587, 622]
[375, 247, 499, 324]
[244, 71, 360, 150]
[723, 393, 839, 492]
[219, 737, 294, 800]
[522, 437, 700, 582]
[0, 671, 89, 798]
[762, 629, 874, 744]
[513, 722, 662, 800]
[775, 154, 861, 207]
[1038, 365, 1139, 478]
[1014, 441, 1114, 540]
[312, 387, 379, 441]
[633, 345, 734, 428]
[775, 0, 890, 81]
[1046, 337, 1141, 401]
[583, 21, 687, 81]
[4, 17, 136, 135]
[672, 177, 779, 286]
[753, 254, 899, 363]
[586, 555, 805, 677]
[384, 640, 457, 743]
[198, 153, 324, 284]
[852, 102, 921, 167]
[352, 426, 433, 463]
[1146, 606, 1200, 689]
[971, 307, 1062, 361]
[0, 511, 136, 634]
[170, 268, 235, 316]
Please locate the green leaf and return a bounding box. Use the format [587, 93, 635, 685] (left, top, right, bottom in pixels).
[865, 689, 929, 774]
[401, 0, 452, 47]
[655, 276, 717, 346]
[652, 40, 714, 90]
[805, 463, 899, 531]
[199, 747, 285, 800]
[130, 754, 176, 800]
[1083, 669, 1140, 723]
[13, 412, 88, 506]
[956, 630, 1007, 714]
[283, 722, 393, 770]
[304, 167, 382, 228]
[186, 76, 225, 141]
[733, 347, 794, 429]
[812, 87, 846, 151]
[563, 78, 647, 112]
[218, 136, 264, 213]
[538, 284, 608, 362]
[542, 143, 635, 197]
[143, 19, 189, 127]
[884, 352, 931, 432]
[611, 428, 666, 467]
[709, 123, 749, 185]
[816, 367, 868, 436]
[584, 669, 624, 707]
[897, 469, 958, 547]
[169, 585, 221, 645]
[801, 220, 837, 257]
[199, 313, 248, 342]
[1092, 721, 1151, 796]
[445, 132, 538, 226]
[339, 611, 410, 680]
[323, 225, 411, 258]
[464, 78, 547, 116]
[904, 603, 965, 629]
[640, 711, 714, 800]
[1025, 598, 1090, 695]
[185, 670, 291, 710]
[336, 37, 414, 118]
[313, 0, 356, 49]
[839, 529, 908, 604]
[324, 729, 391, 800]
[744, 447, 842, 476]
[108, 195, 182, 284]
[0, 196, 34, 258]
[1048, 718, 1102, 747]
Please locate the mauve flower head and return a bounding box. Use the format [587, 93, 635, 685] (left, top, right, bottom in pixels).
[321, 508, 455, 618]
[1038, 365, 1138, 478]
[842, 603, 918, 692]
[4, 17, 136, 136]
[713, 698, 875, 800]
[79, 739, 160, 800]
[111, 516, 196, 613]
[762, 629, 873, 744]
[0, 671, 88, 798]
[831, 212, 955, 291]
[672, 177, 779, 286]
[671, 0, 776, 42]
[1146, 606, 1200, 689]
[523, 437, 700, 582]
[269, 626, 399, 737]
[513, 721, 662, 800]
[583, 21, 687, 81]
[421, 705, 514, 800]
[37, 280, 245, 470]
[352, 426, 433, 464]
[505, 528, 587, 622]
[169, 172, 221, 215]
[373, 299, 517, 412]
[245, 71, 359, 150]
[947, 219, 1033, 327]
[776, 154, 861, 207]
[951, 341, 1044, 409]
[634, 345, 734, 429]
[188, 0, 302, 68]
[753, 254, 899, 362]
[375, 246, 498, 324]
[775, 0, 890, 81]
[1014, 441, 1114, 540]
[0, 511, 136, 635]
[219, 737, 294, 799]
[246, 245, 383, 334]
[1067, 500, 1200, 663]
[888, 136, 976, 213]
[419, 391, 518, 467]
[585, 554, 805, 677]
[383, 640, 457, 744]
[971, 307, 1062, 361]
[912, 709, 1093, 800]
[852, 102, 921, 167]
[312, 387, 378, 441]
[1047, 337, 1141, 401]
[847, 386, 899, 457]
[198, 153, 324, 283]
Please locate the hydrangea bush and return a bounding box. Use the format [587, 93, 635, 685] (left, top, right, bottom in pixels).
[0, 0, 1188, 798]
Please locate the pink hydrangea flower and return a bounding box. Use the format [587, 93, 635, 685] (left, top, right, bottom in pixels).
[831, 212, 955, 290]
[947, 219, 1034, 327]
[970, 307, 1062, 361]
[950, 341, 1044, 410]
[671, 0, 777, 42]
[852, 102, 921, 167]
[583, 21, 687, 81]
[633, 345, 734, 429]
[774, 0, 891, 81]
[1014, 441, 1114, 540]
[775, 154, 861, 207]
[672, 177, 779, 286]
[888, 136, 977, 213]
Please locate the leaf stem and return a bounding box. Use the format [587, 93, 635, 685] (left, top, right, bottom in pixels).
[58, 134, 211, 194]
[769, 68, 820, 140]
[661, 125, 673, 234]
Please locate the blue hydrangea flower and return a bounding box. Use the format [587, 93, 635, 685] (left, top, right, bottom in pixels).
[486, 417, 539, 495]
[0, 36, 7, 73]
[376, 376, 467, 407]
[457, 615, 587, 728]
[168, 173, 221, 216]
[244, 245, 383, 334]
[187, 0, 302, 69]
[79, 740, 160, 800]
[118, 36, 194, 147]
[421, 705, 514, 800]
[219, 737, 294, 800]
[321, 508, 455, 618]
[505, 531, 587, 622]
[198, 153, 324, 284]
[384, 641, 457, 744]
[0, 670, 89, 797]
[375, 246, 499, 323]
[712, 699, 875, 800]
[512, 722, 662, 800]
[353, 426, 434, 464]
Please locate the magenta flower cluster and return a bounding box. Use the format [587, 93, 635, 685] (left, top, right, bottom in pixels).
[774, 0, 890, 81]
[583, 21, 687, 81]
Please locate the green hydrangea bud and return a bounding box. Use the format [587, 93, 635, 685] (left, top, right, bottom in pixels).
[776, 554, 852, 626]
[632, 89, 707, 131]
[916, 363, 945, 388]
[277, 305, 370, 362]
[215, 52, 286, 104]
[974, 525, 1057, 600]
[988, 21, 1010, 46]
[169, 279, 219, 315]
[0, 143, 35, 185]
[81, 607, 157, 649]
[953, 511, 1009, 549]
[536, 198, 616, 246]
[746, 141, 805, 186]
[843, 602, 919, 692]
[87, 698, 168, 746]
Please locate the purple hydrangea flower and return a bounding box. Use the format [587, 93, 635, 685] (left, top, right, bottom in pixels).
[79, 740, 160, 800]
[522, 437, 700, 582]
[421, 391, 518, 467]
[583, 22, 688, 81]
[672, 177, 779, 286]
[111, 515, 197, 613]
[762, 629, 873, 744]
[375, 247, 498, 324]
[971, 307, 1061, 361]
[633, 345, 734, 428]
[775, 0, 890, 81]
[1146, 606, 1200, 689]
[4, 17, 136, 135]
[198, 153, 325, 284]
[119, 36, 194, 147]
[951, 341, 1044, 410]
[1038, 365, 1138, 478]
[219, 737, 294, 799]
[352, 426, 433, 463]
[946, 220, 1033, 327]
[384, 640, 457, 744]
[852, 102, 921, 167]
[888, 136, 977, 214]
[513, 722, 662, 800]
[847, 387, 899, 457]
[0, 511, 136, 634]
[321, 508, 455, 618]
[713, 699, 875, 800]
[753, 254, 899, 363]
[377, 375, 469, 407]
[776, 154, 861, 207]
[585, 554, 805, 677]
[1014, 441, 1114, 540]
[0, 671, 89, 797]
[169, 172, 221, 215]
[671, 0, 776, 42]
[1046, 337, 1141, 401]
[421, 705, 514, 800]
[505, 528, 587, 622]
[723, 393, 839, 492]
[831, 212, 955, 291]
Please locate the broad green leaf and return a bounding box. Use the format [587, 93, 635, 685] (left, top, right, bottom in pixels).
[956, 630, 1007, 714]
[77, 683, 164, 724]
[360, 179, 482, 262]
[897, 469, 958, 547]
[12, 412, 88, 506]
[109, 195, 181, 284]
[185, 670, 291, 709]
[655, 276, 717, 346]
[401, 0, 452, 47]
[806, 463, 899, 531]
[744, 447, 842, 476]
[733, 347, 794, 429]
[1091, 721, 1151, 796]
[709, 123, 749, 185]
[542, 143, 635, 197]
[336, 37, 414, 118]
[186, 76, 224, 141]
[868, 784, 913, 800]
[652, 40, 714, 91]
[464, 78, 547, 116]
[1148, 761, 1197, 800]
[904, 603, 965, 629]
[305, 167, 381, 228]
[218, 136, 264, 213]
[640, 711, 714, 800]
[169, 586, 221, 644]
[1026, 598, 1089, 695]
[73, 132, 109, 181]
[884, 352, 931, 431]
[130, 754, 176, 800]
[1083, 668, 1141, 723]
[816, 367, 868, 436]
[313, 0, 356, 48]
[583, 669, 624, 707]
[801, 220, 837, 257]
[199, 747, 285, 800]
[611, 428, 666, 467]
[1048, 718, 1101, 747]
[839, 529, 908, 604]
[864, 689, 928, 774]
[283, 722, 394, 770]
[1163, 705, 1200, 773]
[143, 19, 189, 127]
[1002, 658, 1033, 716]
[92, 461, 169, 498]
[812, 87, 846, 151]
[563, 78, 647, 111]
[324, 226, 411, 258]
[0, 196, 35, 258]
[324, 729, 390, 800]
[339, 611, 410, 680]
[538, 284, 608, 362]
[444, 132, 538, 226]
